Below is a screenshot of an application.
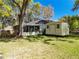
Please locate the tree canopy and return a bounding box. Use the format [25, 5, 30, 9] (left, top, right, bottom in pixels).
[59, 15, 79, 31]
[0, 0, 12, 17]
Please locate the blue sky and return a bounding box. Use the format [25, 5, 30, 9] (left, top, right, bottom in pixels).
[35, 0, 79, 20]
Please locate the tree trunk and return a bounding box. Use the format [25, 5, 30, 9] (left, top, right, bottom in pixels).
[18, 15, 23, 37]
[16, 0, 29, 37]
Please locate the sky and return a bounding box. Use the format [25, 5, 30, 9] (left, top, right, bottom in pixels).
[35, 0, 79, 20]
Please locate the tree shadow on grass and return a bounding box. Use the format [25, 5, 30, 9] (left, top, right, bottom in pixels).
[0, 35, 74, 44]
[0, 38, 11, 42]
[43, 36, 75, 45]
[0, 37, 18, 42]
[24, 35, 46, 42]
[68, 40, 74, 43]
[56, 37, 74, 43]
[24, 35, 75, 45]
[43, 38, 55, 45]
[0, 35, 45, 42]
[23, 35, 56, 45]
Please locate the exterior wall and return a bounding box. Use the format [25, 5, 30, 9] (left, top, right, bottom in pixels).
[55, 29, 62, 35]
[46, 24, 62, 35]
[22, 32, 40, 37]
[40, 24, 47, 34]
[46, 22, 69, 36]
[61, 23, 69, 35]
[46, 24, 56, 35]
[22, 24, 41, 36]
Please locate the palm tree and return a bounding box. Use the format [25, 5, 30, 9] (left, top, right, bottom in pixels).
[72, 0, 79, 11]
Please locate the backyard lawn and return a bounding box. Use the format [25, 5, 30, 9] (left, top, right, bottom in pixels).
[0, 36, 79, 59]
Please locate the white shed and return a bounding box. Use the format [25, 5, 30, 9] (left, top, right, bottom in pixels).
[46, 22, 69, 36]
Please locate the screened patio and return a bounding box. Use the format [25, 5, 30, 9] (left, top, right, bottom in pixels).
[22, 24, 41, 36]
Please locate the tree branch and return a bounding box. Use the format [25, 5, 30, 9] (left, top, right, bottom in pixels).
[21, 0, 29, 16]
[12, 0, 21, 11]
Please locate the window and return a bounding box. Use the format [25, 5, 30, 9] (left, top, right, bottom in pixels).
[35, 26, 39, 32]
[30, 26, 34, 32]
[23, 25, 40, 32]
[23, 26, 28, 32]
[57, 24, 60, 29]
[47, 25, 49, 29]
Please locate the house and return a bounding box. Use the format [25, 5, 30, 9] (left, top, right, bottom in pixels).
[46, 21, 69, 36]
[22, 20, 51, 36]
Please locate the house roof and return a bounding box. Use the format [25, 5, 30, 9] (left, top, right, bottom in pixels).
[25, 23, 40, 26]
[47, 21, 68, 25]
[26, 20, 52, 25]
[36, 20, 52, 24]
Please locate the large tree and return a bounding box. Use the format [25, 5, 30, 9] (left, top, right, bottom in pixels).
[7, 0, 34, 36]
[7, 0, 42, 37]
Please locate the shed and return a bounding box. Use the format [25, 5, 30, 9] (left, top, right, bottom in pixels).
[46, 22, 69, 36]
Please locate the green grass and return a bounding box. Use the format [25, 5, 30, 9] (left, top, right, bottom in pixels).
[0, 36, 79, 59]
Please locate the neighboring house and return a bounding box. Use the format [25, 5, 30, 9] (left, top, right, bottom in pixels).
[4, 26, 14, 34]
[46, 22, 69, 36]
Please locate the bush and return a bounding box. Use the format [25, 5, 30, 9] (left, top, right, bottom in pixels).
[0, 30, 11, 38]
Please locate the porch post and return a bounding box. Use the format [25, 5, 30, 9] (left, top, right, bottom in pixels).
[34, 26, 35, 32]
